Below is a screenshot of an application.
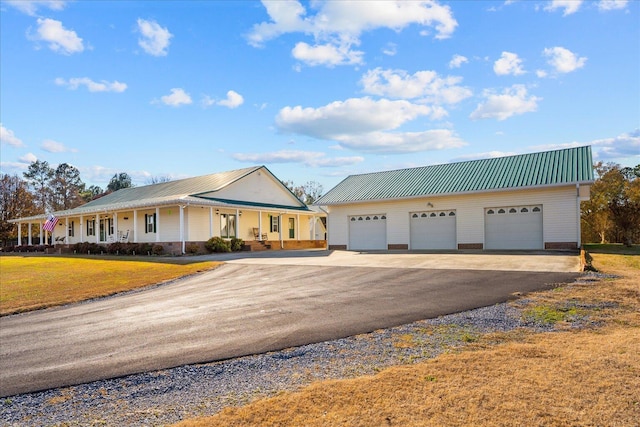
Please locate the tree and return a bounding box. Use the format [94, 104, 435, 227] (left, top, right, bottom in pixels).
[80, 185, 104, 202]
[581, 162, 640, 246]
[23, 160, 53, 213]
[283, 180, 324, 205]
[107, 172, 133, 192]
[146, 175, 171, 185]
[0, 174, 37, 246]
[50, 163, 85, 210]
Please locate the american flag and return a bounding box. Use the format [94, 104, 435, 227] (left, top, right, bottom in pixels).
[42, 215, 59, 232]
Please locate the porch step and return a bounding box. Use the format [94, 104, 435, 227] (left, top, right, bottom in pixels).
[245, 240, 272, 251]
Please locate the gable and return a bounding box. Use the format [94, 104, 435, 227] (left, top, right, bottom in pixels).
[195, 167, 306, 209]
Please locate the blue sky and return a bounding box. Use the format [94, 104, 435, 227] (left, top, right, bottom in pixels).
[1, 0, 638, 190]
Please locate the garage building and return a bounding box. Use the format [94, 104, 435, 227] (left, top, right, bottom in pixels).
[315, 146, 593, 251]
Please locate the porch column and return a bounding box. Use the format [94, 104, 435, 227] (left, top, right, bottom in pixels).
[235, 209, 240, 238]
[114, 212, 118, 241]
[133, 210, 138, 243]
[179, 205, 185, 254]
[279, 213, 283, 249]
[17, 222, 21, 246]
[155, 207, 160, 243]
[296, 214, 300, 240]
[39, 221, 43, 245]
[65, 217, 69, 243]
[312, 216, 316, 241]
[209, 207, 213, 237]
[80, 215, 84, 243]
[28, 223, 32, 246]
[96, 214, 100, 243]
[258, 210, 263, 241]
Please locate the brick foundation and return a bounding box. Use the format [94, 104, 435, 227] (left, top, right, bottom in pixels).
[545, 242, 578, 250]
[388, 244, 409, 250]
[458, 243, 483, 250]
[329, 244, 347, 250]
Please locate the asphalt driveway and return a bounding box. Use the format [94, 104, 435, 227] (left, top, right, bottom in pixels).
[0, 251, 580, 397]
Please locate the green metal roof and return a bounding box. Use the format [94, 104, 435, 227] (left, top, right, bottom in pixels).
[315, 146, 594, 205]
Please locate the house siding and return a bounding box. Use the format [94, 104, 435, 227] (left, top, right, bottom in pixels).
[326, 185, 579, 250]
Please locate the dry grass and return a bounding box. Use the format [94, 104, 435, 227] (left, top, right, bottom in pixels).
[176, 251, 640, 427]
[0, 255, 220, 315]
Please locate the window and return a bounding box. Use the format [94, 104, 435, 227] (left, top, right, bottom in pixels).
[521, 207, 529, 213]
[533, 206, 541, 212]
[509, 208, 517, 213]
[430, 213, 436, 217]
[439, 212, 446, 217]
[365, 216, 371, 220]
[412, 213, 418, 218]
[487, 209, 495, 214]
[86, 220, 95, 236]
[373, 216, 379, 220]
[145, 213, 156, 233]
[270, 215, 279, 233]
[449, 211, 456, 216]
[68, 221, 75, 237]
[221, 214, 237, 238]
[381, 215, 386, 219]
[421, 213, 427, 218]
[498, 209, 506, 214]
[350, 217, 356, 221]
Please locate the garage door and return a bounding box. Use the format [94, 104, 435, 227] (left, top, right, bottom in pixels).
[485, 205, 543, 250]
[410, 210, 457, 250]
[348, 214, 386, 250]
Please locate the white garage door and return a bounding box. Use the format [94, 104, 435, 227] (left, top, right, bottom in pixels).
[348, 214, 386, 250]
[410, 210, 457, 250]
[485, 205, 543, 250]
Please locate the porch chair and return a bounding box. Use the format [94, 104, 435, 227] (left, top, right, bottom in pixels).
[119, 230, 130, 243]
[252, 227, 268, 241]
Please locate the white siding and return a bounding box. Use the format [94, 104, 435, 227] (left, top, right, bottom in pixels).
[186, 207, 212, 241]
[202, 169, 302, 207]
[326, 186, 579, 249]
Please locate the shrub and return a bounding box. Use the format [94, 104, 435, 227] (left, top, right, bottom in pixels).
[230, 237, 244, 252]
[152, 244, 164, 255]
[205, 237, 230, 253]
[137, 243, 153, 255]
[72, 242, 101, 254]
[186, 243, 201, 254]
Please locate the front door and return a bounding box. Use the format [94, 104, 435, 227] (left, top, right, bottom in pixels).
[220, 214, 237, 238]
[288, 218, 295, 239]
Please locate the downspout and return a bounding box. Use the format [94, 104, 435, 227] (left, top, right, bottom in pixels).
[576, 183, 581, 248]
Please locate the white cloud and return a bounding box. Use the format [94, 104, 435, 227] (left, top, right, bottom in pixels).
[159, 88, 192, 107]
[1, 124, 24, 147]
[543, 46, 587, 73]
[137, 18, 173, 56]
[532, 130, 640, 162]
[360, 68, 472, 105]
[30, 18, 84, 55]
[232, 150, 364, 167]
[41, 139, 76, 153]
[276, 97, 436, 139]
[334, 129, 467, 154]
[292, 41, 364, 67]
[248, 1, 457, 67]
[448, 54, 468, 69]
[493, 51, 525, 76]
[55, 77, 127, 93]
[536, 69, 548, 78]
[598, 0, 628, 11]
[5, 0, 66, 16]
[544, 0, 583, 15]
[382, 42, 397, 56]
[470, 85, 541, 121]
[19, 152, 38, 163]
[217, 90, 244, 109]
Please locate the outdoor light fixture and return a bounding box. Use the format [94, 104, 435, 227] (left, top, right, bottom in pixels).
[427, 202, 434, 208]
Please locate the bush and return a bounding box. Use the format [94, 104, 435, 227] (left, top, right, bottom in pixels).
[152, 244, 164, 255]
[72, 242, 102, 254]
[185, 243, 201, 254]
[205, 237, 230, 253]
[230, 237, 244, 252]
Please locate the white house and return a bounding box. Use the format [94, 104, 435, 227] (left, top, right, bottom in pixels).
[314, 146, 593, 251]
[10, 166, 326, 254]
